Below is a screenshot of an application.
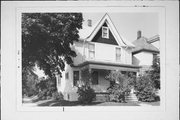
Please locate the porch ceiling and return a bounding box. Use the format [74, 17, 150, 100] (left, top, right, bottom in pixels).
[73, 61, 141, 72]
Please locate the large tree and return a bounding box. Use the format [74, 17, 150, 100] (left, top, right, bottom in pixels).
[22, 13, 83, 79]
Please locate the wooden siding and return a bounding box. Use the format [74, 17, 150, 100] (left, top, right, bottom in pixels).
[92, 23, 118, 45]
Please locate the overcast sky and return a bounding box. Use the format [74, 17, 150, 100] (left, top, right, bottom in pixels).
[82, 12, 158, 42]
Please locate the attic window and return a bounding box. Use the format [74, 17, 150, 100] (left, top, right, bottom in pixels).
[102, 26, 109, 39]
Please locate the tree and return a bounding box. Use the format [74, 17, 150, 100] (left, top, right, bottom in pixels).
[22, 67, 39, 97]
[22, 13, 83, 78]
[150, 56, 160, 89]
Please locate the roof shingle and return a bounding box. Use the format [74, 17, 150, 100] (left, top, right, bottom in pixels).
[132, 36, 159, 54]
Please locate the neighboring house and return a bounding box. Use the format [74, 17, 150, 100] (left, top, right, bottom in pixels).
[56, 13, 140, 101]
[132, 31, 160, 73]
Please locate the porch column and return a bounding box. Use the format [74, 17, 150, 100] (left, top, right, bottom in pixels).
[89, 67, 92, 86]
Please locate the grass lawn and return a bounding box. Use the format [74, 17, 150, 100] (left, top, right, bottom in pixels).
[23, 96, 160, 107]
[36, 100, 143, 106]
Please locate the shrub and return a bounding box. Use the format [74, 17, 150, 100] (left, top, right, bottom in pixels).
[52, 91, 64, 100]
[107, 84, 130, 102]
[135, 74, 159, 102]
[36, 78, 57, 100]
[77, 85, 96, 104]
[106, 70, 132, 102]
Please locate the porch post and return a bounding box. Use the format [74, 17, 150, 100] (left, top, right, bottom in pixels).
[89, 67, 92, 86]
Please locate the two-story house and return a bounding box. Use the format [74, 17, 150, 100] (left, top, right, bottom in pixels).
[56, 13, 140, 101]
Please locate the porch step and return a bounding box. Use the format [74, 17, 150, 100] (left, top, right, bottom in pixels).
[125, 93, 138, 102]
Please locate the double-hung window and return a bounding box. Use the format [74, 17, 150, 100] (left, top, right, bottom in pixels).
[73, 71, 79, 86]
[116, 47, 121, 62]
[89, 43, 95, 59]
[102, 26, 109, 39]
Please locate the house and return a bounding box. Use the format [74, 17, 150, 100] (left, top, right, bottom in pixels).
[132, 31, 160, 73]
[56, 13, 140, 101]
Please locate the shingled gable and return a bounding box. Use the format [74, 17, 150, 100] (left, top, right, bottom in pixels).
[78, 13, 135, 47]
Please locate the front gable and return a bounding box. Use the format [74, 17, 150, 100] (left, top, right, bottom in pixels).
[86, 13, 134, 48]
[92, 22, 118, 45]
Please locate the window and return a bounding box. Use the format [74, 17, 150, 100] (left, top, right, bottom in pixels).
[65, 72, 69, 80]
[89, 43, 95, 59]
[116, 47, 121, 62]
[102, 26, 109, 39]
[73, 71, 79, 86]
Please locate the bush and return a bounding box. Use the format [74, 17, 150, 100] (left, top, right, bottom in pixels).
[77, 85, 96, 104]
[135, 74, 159, 102]
[36, 77, 57, 100]
[107, 84, 130, 102]
[106, 70, 132, 102]
[52, 91, 64, 100]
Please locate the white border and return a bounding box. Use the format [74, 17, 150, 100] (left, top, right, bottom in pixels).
[16, 5, 165, 112]
[2, 1, 179, 120]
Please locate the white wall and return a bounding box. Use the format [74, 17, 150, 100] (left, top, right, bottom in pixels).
[133, 51, 153, 66]
[73, 41, 132, 65]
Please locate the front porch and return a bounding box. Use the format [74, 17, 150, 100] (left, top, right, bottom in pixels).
[74, 60, 140, 93]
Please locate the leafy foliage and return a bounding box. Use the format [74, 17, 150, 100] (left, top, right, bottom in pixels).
[150, 56, 160, 89]
[22, 13, 83, 78]
[135, 73, 159, 102]
[80, 68, 91, 86]
[106, 70, 134, 102]
[22, 13, 83, 99]
[36, 77, 57, 100]
[77, 85, 96, 104]
[22, 67, 39, 97]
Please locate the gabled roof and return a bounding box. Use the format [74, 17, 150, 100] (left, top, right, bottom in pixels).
[132, 36, 159, 54]
[78, 13, 134, 47]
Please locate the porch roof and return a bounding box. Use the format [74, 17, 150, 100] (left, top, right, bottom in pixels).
[72, 61, 141, 72]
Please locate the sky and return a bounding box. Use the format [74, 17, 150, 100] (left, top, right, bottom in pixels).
[82, 12, 158, 42]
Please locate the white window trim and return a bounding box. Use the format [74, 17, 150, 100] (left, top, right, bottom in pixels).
[116, 47, 121, 62]
[88, 43, 95, 59]
[102, 26, 109, 39]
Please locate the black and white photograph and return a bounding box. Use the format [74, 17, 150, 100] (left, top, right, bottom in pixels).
[1, 1, 179, 120]
[21, 12, 160, 107]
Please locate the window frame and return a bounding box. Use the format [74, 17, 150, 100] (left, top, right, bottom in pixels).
[88, 43, 95, 59]
[102, 26, 109, 39]
[116, 47, 121, 62]
[73, 71, 79, 86]
[65, 72, 69, 80]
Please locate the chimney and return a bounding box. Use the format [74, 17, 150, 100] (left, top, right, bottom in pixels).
[137, 30, 142, 39]
[87, 19, 92, 27]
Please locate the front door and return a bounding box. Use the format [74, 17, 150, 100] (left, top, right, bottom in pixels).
[92, 71, 98, 85]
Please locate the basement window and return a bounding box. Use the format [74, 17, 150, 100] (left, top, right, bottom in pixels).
[102, 26, 109, 39]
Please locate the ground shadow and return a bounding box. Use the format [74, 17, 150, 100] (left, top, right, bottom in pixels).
[37, 100, 104, 106]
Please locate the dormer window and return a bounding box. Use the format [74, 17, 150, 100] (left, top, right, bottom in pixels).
[102, 26, 109, 39]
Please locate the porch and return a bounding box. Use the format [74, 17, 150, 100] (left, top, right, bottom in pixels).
[73, 60, 140, 93]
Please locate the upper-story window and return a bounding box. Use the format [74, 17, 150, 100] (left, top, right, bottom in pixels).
[89, 43, 95, 59]
[116, 47, 121, 62]
[102, 26, 109, 39]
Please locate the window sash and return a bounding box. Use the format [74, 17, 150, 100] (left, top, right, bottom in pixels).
[116, 48, 121, 62]
[73, 71, 79, 86]
[89, 44, 95, 59]
[102, 26, 109, 38]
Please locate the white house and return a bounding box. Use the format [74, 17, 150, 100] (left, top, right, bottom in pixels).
[132, 31, 160, 73]
[56, 13, 140, 101]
